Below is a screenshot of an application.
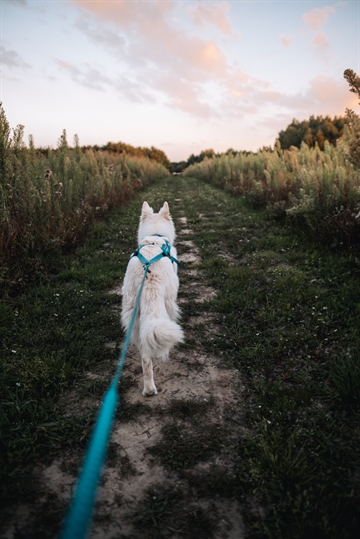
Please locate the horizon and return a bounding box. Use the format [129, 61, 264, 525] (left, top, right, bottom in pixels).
[1, 0, 358, 162]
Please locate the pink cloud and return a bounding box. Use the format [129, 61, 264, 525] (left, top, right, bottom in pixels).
[71, 0, 227, 78]
[312, 32, 329, 49]
[70, 0, 269, 118]
[307, 75, 356, 109]
[302, 5, 336, 30]
[279, 34, 292, 48]
[277, 75, 358, 117]
[186, 1, 238, 36]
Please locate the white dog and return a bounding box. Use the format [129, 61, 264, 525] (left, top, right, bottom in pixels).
[121, 201, 184, 396]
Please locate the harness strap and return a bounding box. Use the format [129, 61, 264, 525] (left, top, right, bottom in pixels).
[132, 241, 181, 269]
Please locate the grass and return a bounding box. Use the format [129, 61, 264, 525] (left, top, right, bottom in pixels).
[172, 176, 360, 538]
[183, 138, 360, 249]
[0, 104, 169, 295]
[128, 485, 215, 539]
[147, 421, 227, 472]
[1, 174, 360, 538]
[0, 195, 143, 503]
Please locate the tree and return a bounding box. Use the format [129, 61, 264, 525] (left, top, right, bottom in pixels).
[343, 68, 360, 167]
[278, 115, 347, 150]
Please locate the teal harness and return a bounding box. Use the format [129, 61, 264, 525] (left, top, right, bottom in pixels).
[132, 236, 181, 271]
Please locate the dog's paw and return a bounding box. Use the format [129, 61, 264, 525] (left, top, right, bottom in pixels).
[142, 386, 158, 397]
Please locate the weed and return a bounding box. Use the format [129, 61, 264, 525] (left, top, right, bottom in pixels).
[0, 103, 168, 295]
[128, 486, 215, 539]
[184, 142, 360, 249]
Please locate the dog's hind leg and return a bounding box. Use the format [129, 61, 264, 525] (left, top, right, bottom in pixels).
[141, 355, 157, 396]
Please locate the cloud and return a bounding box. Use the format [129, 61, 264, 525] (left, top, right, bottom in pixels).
[70, 0, 266, 117]
[302, 5, 336, 30]
[53, 58, 111, 91]
[53, 57, 157, 102]
[312, 32, 329, 49]
[279, 75, 358, 117]
[306, 74, 356, 111]
[186, 1, 239, 36]
[280, 34, 292, 48]
[74, 17, 126, 58]
[67, 0, 351, 124]
[0, 45, 31, 69]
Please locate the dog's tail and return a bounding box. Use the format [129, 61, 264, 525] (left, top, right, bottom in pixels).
[139, 314, 184, 360]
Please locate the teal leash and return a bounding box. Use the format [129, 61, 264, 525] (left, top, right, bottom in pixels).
[60, 240, 180, 539]
[60, 267, 149, 539]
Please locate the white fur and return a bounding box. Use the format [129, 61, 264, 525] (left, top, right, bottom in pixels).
[121, 201, 184, 396]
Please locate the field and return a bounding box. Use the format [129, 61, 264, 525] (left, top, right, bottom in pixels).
[0, 105, 169, 295]
[184, 136, 360, 250]
[1, 174, 360, 539]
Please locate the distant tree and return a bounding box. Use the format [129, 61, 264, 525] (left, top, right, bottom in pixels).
[170, 161, 187, 174]
[199, 148, 215, 160]
[88, 141, 171, 169]
[278, 115, 347, 150]
[343, 68, 360, 167]
[170, 148, 216, 174]
[258, 145, 273, 153]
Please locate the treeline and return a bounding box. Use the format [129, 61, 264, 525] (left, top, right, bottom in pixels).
[278, 115, 347, 150]
[173, 115, 348, 174]
[171, 148, 217, 173]
[82, 141, 171, 170]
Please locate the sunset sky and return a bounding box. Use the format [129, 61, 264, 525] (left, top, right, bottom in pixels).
[1, 0, 358, 161]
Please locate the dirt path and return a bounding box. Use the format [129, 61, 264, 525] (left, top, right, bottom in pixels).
[3, 176, 360, 539]
[72, 211, 243, 538]
[2, 183, 246, 539]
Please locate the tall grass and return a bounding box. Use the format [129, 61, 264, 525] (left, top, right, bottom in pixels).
[184, 134, 360, 248]
[0, 105, 168, 293]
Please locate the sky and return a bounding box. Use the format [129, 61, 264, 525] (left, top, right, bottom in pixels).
[1, 0, 359, 161]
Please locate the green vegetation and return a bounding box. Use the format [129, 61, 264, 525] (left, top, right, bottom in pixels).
[1, 175, 360, 538]
[172, 177, 360, 538]
[278, 115, 347, 150]
[171, 148, 216, 174]
[85, 141, 171, 170]
[0, 200, 138, 503]
[182, 69, 360, 251]
[184, 137, 360, 249]
[2, 71, 360, 536]
[0, 103, 169, 295]
[344, 68, 360, 168]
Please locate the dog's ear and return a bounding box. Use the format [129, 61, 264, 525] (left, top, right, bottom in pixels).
[159, 201, 171, 220]
[141, 201, 153, 219]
